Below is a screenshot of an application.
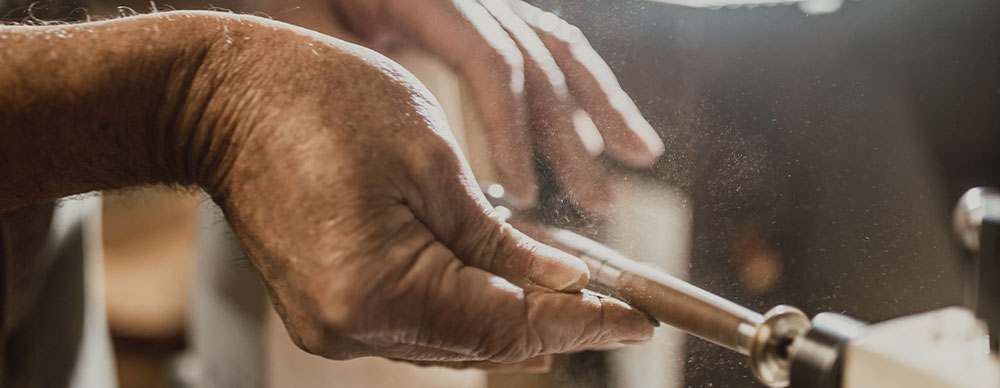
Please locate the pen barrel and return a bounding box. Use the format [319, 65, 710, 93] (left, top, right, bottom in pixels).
[547, 229, 764, 355]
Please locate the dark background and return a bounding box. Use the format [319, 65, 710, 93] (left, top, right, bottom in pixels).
[531, 0, 1000, 386]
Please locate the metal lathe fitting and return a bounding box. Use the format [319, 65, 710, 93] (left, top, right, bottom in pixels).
[749, 305, 812, 388]
[954, 187, 1000, 252]
[789, 312, 867, 388]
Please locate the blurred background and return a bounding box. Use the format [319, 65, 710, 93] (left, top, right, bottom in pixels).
[4, 0, 999, 387]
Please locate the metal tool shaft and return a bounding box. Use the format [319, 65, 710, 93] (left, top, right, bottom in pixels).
[481, 182, 809, 387]
[545, 229, 763, 354]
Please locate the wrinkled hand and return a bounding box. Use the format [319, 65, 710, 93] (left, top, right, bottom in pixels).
[325, 0, 665, 213]
[197, 14, 655, 368]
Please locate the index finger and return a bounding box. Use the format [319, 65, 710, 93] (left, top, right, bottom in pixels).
[514, 2, 665, 169]
[383, 0, 539, 206]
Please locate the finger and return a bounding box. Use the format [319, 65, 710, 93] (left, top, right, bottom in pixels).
[478, 0, 612, 214]
[383, 0, 538, 206]
[514, 2, 665, 169]
[398, 241, 655, 363]
[397, 355, 552, 373]
[485, 226, 590, 292]
[400, 142, 590, 292]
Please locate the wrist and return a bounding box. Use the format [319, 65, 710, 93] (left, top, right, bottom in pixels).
[153, 13, 249, 191]
[0, 12, 225, 210]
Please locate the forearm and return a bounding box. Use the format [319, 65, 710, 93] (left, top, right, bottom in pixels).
[0, 12, 227, 212]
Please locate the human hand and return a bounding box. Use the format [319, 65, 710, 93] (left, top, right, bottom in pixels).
[326, 0, 665, 213]
[0, 10, 654, 369]
[187, 13, 656, 367]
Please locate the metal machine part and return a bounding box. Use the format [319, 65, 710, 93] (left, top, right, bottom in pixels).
[750, 306, 813, 386]
[788, 313, 866, 388]
[783, 186, 1000, 387]
[485, 182, 1000, 387]
[482, 183, 811, 388]
[953, 187, 1000, 350]
[548, 228, 767, 355]
[840, 307, 1000, 388]
[545, 228, 811, 388]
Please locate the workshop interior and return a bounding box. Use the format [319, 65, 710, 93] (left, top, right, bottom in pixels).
[4, 0, 999, 387]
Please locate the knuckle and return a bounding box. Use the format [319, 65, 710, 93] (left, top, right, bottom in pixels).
[467, 40, 526, 90]
[315, 291, 368, 336]
[290, 330, 357, 361]
[549, 21, 585, 45]
[585, 296, 610, 342]
[269, 282, 370, 359]
[317, 289, 412, 351]
[489, 51, 523, 81]
[542, 22, 585, 48]
[563, 25, 586, 43]
[287, 324, 336, 358]
[288, 329, 319, 353]
[300, 268, 383, 341]
[473, 30, 525, 71]
[496, 45, 526, 74]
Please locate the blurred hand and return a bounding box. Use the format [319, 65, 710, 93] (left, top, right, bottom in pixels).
[193, 14, 656, 367]
[326, 0, 665, 213]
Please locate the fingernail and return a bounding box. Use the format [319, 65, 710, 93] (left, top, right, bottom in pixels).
[644, 312, 661, 327]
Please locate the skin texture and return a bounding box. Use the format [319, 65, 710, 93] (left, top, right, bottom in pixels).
[318, 0, 667, 214]
[0, 12, 654, 368]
